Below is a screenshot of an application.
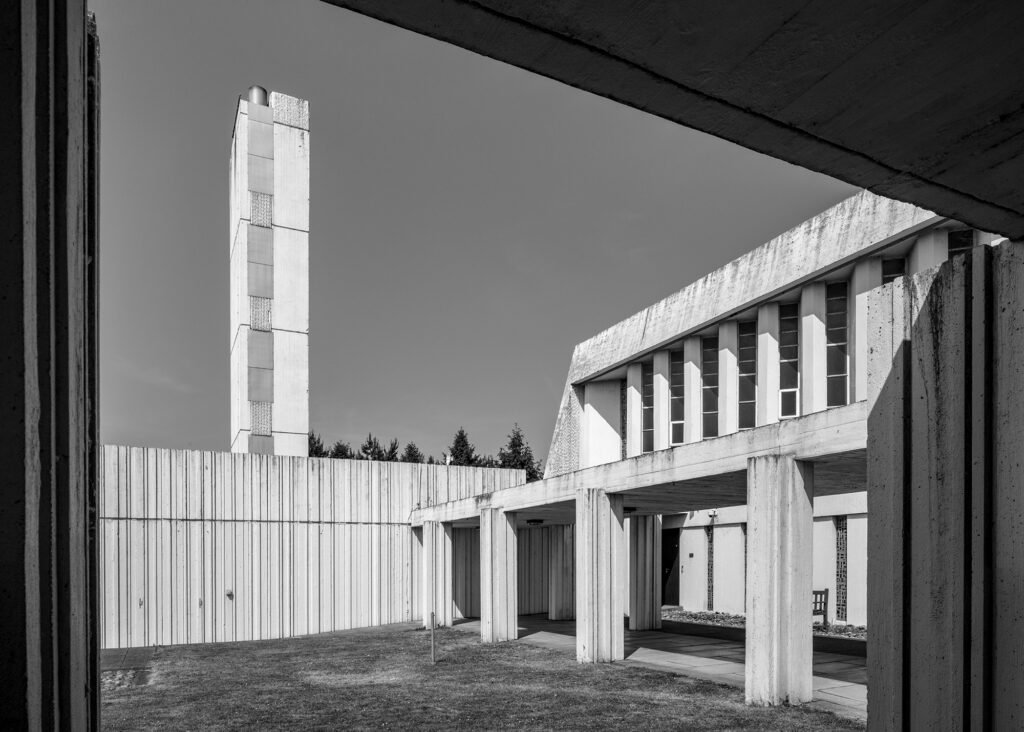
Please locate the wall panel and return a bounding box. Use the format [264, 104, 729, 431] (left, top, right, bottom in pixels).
[99, 447, 524, 648]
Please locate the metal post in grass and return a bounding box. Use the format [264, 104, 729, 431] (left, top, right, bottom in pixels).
[430, 611, 436, 664]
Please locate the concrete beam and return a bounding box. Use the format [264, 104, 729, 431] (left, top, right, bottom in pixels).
[718, 321, 739, 436]
[652, 351, 671, 451]
[799, 283, 827, 415]
[628, 515, 662, 630]
[756, 303, 780, 426]
[849, 258, 881, 403]
[411, 401, 866, 526]
[421, 521, 453, 628]
[480, 508, 517, 643]
[745, 454, 814, 706]
[625, 364, 643, 458]
[576, 489, 625, 662]
[548, 524, 575, 620]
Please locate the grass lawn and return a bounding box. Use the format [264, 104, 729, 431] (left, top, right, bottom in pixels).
[102, 623, 864, 730]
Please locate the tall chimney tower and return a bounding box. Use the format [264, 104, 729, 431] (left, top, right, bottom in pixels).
[229, 86, 310, 456]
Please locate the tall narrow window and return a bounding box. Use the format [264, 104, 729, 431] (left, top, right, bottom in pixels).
[669, 351, 685, 445]
[701, 336, 719, 438]
[738, 320, 757, 429]
[947, 228, 974, 259]
[826, 282, 849, 407]
[779, 303, 800, 418]
[881, 258, 905, 285]
[641, 362, 654, 452]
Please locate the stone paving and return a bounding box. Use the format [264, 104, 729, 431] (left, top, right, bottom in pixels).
[454, 615, 867, 723]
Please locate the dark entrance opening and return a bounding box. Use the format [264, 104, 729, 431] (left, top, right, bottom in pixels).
[662, 528, 680, 605]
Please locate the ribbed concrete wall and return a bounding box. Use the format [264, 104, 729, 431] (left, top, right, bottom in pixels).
[99, 446, 523, 649]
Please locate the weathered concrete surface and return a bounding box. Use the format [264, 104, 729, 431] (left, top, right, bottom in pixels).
[480, 508, 517, 643]
[867, 242, 1024, 729]
[545, 191, 939, 477]
[745, 455, 814, 706]
[0, 4, 99, 727]
[576, 489, 625, 662]
[322, 2, 1024, 239]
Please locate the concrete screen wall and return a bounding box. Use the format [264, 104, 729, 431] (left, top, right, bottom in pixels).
[99, 445, 524, 648]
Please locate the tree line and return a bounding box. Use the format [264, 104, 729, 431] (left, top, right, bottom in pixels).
[307, 424, 542, 482]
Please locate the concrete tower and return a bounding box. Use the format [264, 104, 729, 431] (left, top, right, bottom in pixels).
[229, 86, 310, 456]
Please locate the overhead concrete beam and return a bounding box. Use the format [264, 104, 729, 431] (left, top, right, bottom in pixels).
[322, 2, 1024, 239]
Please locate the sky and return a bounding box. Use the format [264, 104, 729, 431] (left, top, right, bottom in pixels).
[92, 0, 857, 463]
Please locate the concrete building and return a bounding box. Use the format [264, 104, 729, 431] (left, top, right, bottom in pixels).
[229, 86, 310, 456]
[410, 190, 1008, 707]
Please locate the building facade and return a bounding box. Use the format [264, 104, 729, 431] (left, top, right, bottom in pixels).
[229, 86, 310, 456]
[543, 190, 1001, 628]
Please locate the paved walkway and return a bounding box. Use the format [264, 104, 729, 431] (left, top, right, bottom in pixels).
[454, 615, 866, 723]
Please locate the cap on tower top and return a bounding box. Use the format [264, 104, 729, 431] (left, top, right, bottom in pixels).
[247, 85, 269, 106]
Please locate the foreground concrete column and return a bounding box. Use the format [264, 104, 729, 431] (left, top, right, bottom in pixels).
[718, 321, 739, 436]
[628, 515, 663, 630]
[849, 258, 881, 403]
[652, 351, 671, 450]
[576, 489, 625, 662]
[480, 508, 517, 642]
[756, 303, 780, 426]
[799, 283, 827, 415]
[422, 521, 454, 627]
[625, 363, 643, 457]
[548, 525, 575, 620]
[682, 337, 702, 443]
[745, 455, 814, 706]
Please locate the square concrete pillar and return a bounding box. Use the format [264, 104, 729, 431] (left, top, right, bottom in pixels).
[576, 489, 625, 662]
[907, 229, 948, 274]
[480, 508, 518, 643]
[628, 515, 663, 630]
[799, 283, 827, 415]
[756, 303, 781, 426]
[745, 454, 814, 706]
[625, 363, 643, 457]
[652, 351, 671, 450]
[718, 321, 739, 436]
[849, 258, 881, 403]
[548, 525, 575, 620]
[682, 337, 703, 443]
[422, 521, 454, 628]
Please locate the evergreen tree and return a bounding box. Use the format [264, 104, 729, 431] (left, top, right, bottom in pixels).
[308, 431, 328, 458]
[400, 442, 425, 463]
[497, 423, 542, 482]
[383, 438, 400, 462]
[329, 440, 354, 459]
[426, 455, 436, 465]
[476, 454, 498, 468]
[359, 433, 386, 461]
[447, 427, 478, 466]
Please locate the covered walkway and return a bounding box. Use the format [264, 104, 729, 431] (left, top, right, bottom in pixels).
[454, 615, 867, 723]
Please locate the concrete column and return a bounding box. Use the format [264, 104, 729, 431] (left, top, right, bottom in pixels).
[849, 258, 881, 403]
[745, 454, 814, 706]
[581, 381, 623, 468]
[625, 363, 643, 457]
[756, 302, 781, 426]
[907, 229, 948, 274]
[628, 515, 663, 630]
[682, 337, 703, 443]
[653, 351, 671, 450]
[480, 508, 518, 643]
[718, 321, 739, 436]
[576, 489, 625, 662]
[548, 525, 575, 620]
[422, 521, 454, 627]
[799, 283, 827, 415]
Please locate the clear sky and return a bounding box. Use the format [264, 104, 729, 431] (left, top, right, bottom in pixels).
[92, 0, 857, 463]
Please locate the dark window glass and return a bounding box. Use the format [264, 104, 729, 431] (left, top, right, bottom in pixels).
[641, 362, 654, 452]
[739, 374, 756, 402]
[780, 390, 797, 418]
[701, 335, 719, 438]
[737, 320, 757, 430]
[642, 430, 654, 453]
[669, 350, 686, 445]
[825, 282, 849, 407]
[779, 302, 800, 418]
[827, 377, 848, 407]
[947, 229, 973, 259]
[739, 402, 755, 430]
[703, 413, 718, 439]
[882, 258, 905, 285]
[780, 360, 799, 389]
[671, 423, 685, 444]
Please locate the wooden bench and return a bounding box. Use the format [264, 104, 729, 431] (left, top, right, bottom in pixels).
[813, 588, 829, 627]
